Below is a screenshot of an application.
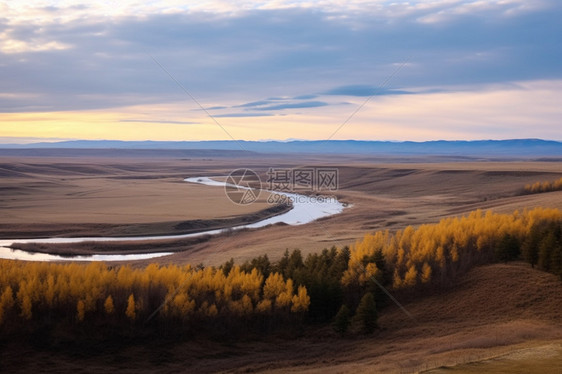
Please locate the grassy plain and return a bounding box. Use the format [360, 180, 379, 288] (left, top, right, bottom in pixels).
[0, 156, 283, 239]
[2, 155, 562, 264]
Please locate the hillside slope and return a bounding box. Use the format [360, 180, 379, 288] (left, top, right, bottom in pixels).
[252, 262, 562, 373]
[2, 262, 562, 373]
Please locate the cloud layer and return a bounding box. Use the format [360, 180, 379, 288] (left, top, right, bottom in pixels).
[1, 1, 561, 141]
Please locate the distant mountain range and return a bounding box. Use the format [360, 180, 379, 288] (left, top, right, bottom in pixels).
[0, 139, 561, 157]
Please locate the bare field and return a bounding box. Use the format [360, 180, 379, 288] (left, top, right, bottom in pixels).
[0, 157, 284, 238]
[1, 156, 562, 264]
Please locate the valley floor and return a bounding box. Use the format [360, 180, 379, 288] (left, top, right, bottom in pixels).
[2, 156, 562, 267]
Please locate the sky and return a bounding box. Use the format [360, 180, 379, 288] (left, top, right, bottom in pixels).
[1, 0, 561, 142]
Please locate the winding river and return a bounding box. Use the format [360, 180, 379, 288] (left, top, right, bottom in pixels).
[0, 177, 345, 262]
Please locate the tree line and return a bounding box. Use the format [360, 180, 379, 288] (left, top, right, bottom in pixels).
[0, 262, 309, 338]
[524, 177, 562, 194]
[232, 207, 562, 334]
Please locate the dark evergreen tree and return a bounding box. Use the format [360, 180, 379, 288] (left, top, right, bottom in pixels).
[286, 249, 304, 278]
[221, 258, 235, 276]
[354, 292, 377, 334]
[332, 304, 351, 335]
[495, 234, 520, 263]
[538, 231, 556, 271]
[240, 254, 271, 278]
[522, 226, 541, 268]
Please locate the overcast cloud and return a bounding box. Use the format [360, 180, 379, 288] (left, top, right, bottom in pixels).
[1, 0, 561, 140]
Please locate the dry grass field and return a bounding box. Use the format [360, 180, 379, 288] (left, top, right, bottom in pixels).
[2, 156, 562, 264]
[0, 156, 283, 238]
[140, 158, 562, 266]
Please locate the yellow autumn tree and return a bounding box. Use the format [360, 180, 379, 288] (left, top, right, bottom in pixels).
[0, 254, 312, 331]
[402, 265, 418, 288]
[392, 269, 402, 289]
[170, 293, 195, 317]
[275, 279, 294, 309]
[0, 286, 14, 326]
[291, 286, 310, 313]
[104, 295, 114, 314]
[20, 295, 32, 320]
[256, 299, 272, 313]
[525, 177, 562, 194]
[263, 273, 286, 301]
[125, 294, 136, 321]
[342, 231, 390, 287]
[76, 300, 85, 322]
[421, 262, 432, 284]
[45, 274, 55, 308]
[346, 207, 562, 291]
[16, 281, 33, 321]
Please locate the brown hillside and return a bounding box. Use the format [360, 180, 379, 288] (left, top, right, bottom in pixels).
[258, 263, 562, 373]
[3, 262, 562, 373]
[381, 262, 562, 331]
